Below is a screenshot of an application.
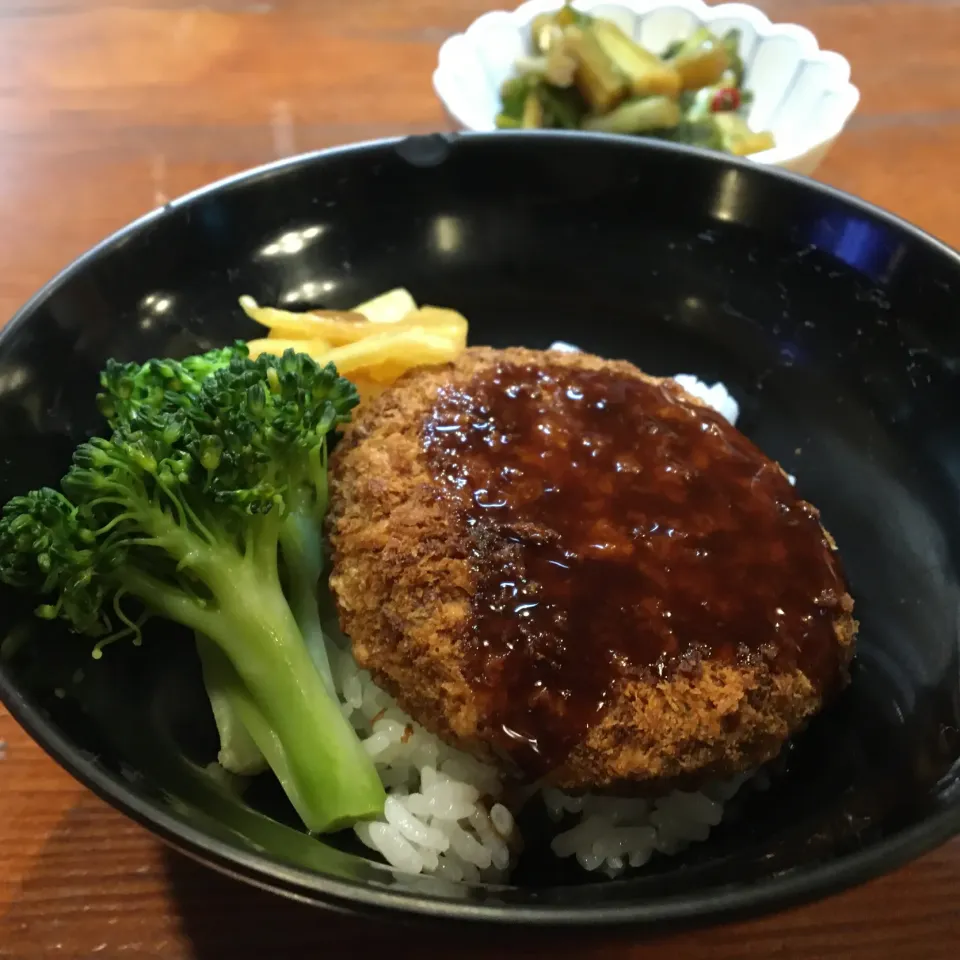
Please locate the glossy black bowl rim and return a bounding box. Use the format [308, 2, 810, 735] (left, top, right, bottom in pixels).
[2, 131, 959, 926]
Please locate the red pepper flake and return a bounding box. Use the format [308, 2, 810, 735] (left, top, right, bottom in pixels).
[371, 708, 387, 725]
[710, 87, 741, 112]
[401, 724, 414, 744]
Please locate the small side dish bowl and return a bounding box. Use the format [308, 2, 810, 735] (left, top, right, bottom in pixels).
[434, 0, 860, 175]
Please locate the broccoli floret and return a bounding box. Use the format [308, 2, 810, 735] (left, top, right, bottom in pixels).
[97, 343, 348, 763]
[96, 343, 250, 426]
[99, 345, 343, 679]
[0, 350, 383, 833]
[96, 344, 268, 771]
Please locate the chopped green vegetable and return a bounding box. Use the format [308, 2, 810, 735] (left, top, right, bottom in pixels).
[713, 112, 776, 155]
[0, 350, 386, 833]
[532, 2, 592, 52]
[531, 13, 562, 54]
[544, 37, 579, 87]
[670, 28, 730, 90]
[555, 2, 591, 28]
[590, 19, 681, 98]
[668, 26, 711, 60]
[499, 75, 532, 120]
[721, 29, 746, 88]
[522, 89, 544, 128]
[660, 39, 685, 61]
[498, 10, 774, 157]
[582, 96, 681, 134]
[539, 83, 588, 129]
[572, 26, 627, 112]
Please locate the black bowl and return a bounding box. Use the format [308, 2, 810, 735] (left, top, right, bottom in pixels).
[1, 133, 959, 928]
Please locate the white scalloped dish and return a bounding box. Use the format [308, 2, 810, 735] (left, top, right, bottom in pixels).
[434, 0, 859, 175]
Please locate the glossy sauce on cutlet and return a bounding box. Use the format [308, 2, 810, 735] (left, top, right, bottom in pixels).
[421, 362, 849, 775]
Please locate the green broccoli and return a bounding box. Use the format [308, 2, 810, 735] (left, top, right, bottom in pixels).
[0, 350, 385, 833]
[97, 343, 342, 773]
[96, 343, 249, 425]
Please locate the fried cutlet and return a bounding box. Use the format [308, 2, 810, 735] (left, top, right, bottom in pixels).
[327, 347, 856, 791]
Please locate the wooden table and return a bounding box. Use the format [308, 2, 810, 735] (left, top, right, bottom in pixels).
[1, 1, 958, 956]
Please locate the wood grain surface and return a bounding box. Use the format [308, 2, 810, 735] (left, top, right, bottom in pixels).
[1, 1, 958, 956]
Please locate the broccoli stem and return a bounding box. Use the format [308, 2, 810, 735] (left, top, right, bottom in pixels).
[121, 513, 384, 833]
[279, 492, 336, 695]
[196, 634, 307, 808]
[196, 633, 267, 776]
[201, 475, 340, 782]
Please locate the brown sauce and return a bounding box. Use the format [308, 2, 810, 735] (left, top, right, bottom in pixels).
[421, 362, 849, 775]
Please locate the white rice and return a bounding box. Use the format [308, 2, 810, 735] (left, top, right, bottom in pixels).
[333, 361, 771, 882]
[335, 642, 514, 882]
[543, 776, 748, 876]
[336, 638, 750, 881]
[672, 373, 740, 426]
